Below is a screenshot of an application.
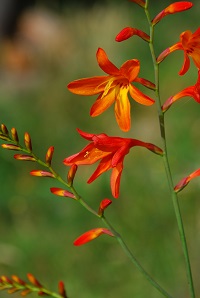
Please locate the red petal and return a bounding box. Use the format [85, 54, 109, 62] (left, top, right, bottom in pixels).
[96, 48, 119, 75]
[110, 163, 123, 198]
[87, 156, 112, 183]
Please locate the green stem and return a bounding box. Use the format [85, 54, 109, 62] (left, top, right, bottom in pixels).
[145, 3, 195, 297]
[102, 216, 173, 298]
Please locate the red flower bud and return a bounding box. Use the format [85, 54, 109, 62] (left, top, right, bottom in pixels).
[1, 144, 21, 150]
[152, 2, 193, 26]
[116, 27, 150, 42]
[24, 132, 32, 152]
[45, 146, 54, 166]
[30, 170, 54, 178]
[14, 154, 36, 161]
[98, 198, 112, 216]
[50, 187, 75, 199]
[67, 164, 78, 186]
[11, 128, 19, 143]
[74, 228, 114, 246]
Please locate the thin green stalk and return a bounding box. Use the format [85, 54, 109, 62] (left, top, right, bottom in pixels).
[102, 215, 174, 298]
[145, 3, 195, 297]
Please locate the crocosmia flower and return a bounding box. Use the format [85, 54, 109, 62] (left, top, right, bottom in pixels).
[162, 70, 200, 112]
[157, 27, 200, 75]
[63, 129, 163, 198]
[67, 48, 155, 132]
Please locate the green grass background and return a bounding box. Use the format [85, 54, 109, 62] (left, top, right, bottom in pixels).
[0, 1, 200, 297]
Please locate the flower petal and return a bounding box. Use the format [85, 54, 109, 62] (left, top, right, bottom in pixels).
[90, 89, 116, 117]
[87, 156, 112, 183]
[110, 162, 123, 198]
[114, 85, 131, 132]
[179, 52, 190, 75]
[74, 228, 114, 246]
[119, 59, 140, 82]
[96, 48, 119, 75]
[129, 84, 155, 106]
[67, 76, 108, 95]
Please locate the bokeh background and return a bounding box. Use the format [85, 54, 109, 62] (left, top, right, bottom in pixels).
[0, 1, 200, 297]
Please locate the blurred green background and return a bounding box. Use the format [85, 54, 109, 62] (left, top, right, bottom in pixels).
[0, 1, 200, 297]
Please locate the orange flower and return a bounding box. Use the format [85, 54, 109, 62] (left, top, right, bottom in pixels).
[73, 228, 114, 246]
[157, 27, 200, 75]
[67, 48, 155, 132]
[63, 129, 163, 198]
[162, 70, 200, 112]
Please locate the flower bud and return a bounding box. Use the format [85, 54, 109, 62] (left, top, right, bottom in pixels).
[45, 146, 54, 166]
[67, 164, 78, 186]
[50, 187, 75, 199]
[11, 128, 19, 143]
[24, 132, 32, 152]
[30, 170, 54, 178]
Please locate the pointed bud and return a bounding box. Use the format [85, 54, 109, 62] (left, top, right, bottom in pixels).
[67, 164, 78, 186]
[115, 27, 150, 42]
[174, 168, 200, 193]
[1, 144, 21, 150]
[58, 281, 67, 298]
[12, 275, 26, 285]
[98, 198, 112, 216]
[152, 2, 193, 26]
[1, 124, 9, 136]
[14, 154, 36, 161]
[129, 0, 145, 8]
[50, 187, 75, 199]
[21, 289, 31, 296]
[45, 146, 54, 166]
[24, 132, 32, 152]
[1, 275, 13, 284]
[30, 170, 54, 178]
[74, 228, 114, 246]
[145, 143, 163, 155]
[27, 273, 42, 288]
[11, 128, 19, 143]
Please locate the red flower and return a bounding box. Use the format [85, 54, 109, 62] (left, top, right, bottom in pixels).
[157, 27, 200, 75]
[73, 228, 114, 246]
[63, 129, 163, 198]
[162, 70, 200, 112]
[152, 2, 193, 26]
[67, 48, 155, 132]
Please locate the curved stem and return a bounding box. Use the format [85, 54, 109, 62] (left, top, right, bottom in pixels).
[145, 4, 195, 298]
[102, 215, 173, 298]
